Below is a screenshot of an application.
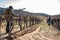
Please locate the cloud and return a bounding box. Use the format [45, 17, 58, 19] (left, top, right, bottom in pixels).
[0, 0, 21, 7]
[1, 0, 60, 15]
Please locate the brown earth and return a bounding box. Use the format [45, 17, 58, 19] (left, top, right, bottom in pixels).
[14, 18, 60, 40]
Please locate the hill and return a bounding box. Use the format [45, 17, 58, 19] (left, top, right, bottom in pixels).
[0, 7, 49, 17]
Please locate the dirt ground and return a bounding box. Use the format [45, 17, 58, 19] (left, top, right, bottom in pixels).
[14, 17, 60, 40]
[1, 17, 60, 40]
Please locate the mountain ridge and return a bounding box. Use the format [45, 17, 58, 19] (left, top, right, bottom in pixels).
[0, 7, 60, 17]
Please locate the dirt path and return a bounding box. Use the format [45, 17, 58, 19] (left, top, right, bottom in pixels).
[14, 24, 60, 40]
[14, 25, 49, 40]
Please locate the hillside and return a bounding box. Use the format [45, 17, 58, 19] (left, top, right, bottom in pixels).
[0, 7, 49, 17]
[1, 7, 60, 17]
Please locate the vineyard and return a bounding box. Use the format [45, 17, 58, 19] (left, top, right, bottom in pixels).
[0, 6, 60, 40]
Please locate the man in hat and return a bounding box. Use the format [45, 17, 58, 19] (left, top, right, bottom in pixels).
[5, 6, 17, 33]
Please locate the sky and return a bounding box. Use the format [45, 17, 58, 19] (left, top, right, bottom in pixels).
[0, 0, 60, 15]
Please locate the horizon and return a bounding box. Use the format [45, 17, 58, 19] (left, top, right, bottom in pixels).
[0, 0, 60, 15]
[0, 6, 60, 16]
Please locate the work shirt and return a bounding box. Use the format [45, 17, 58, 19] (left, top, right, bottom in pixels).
[4, 9, 15, 22]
